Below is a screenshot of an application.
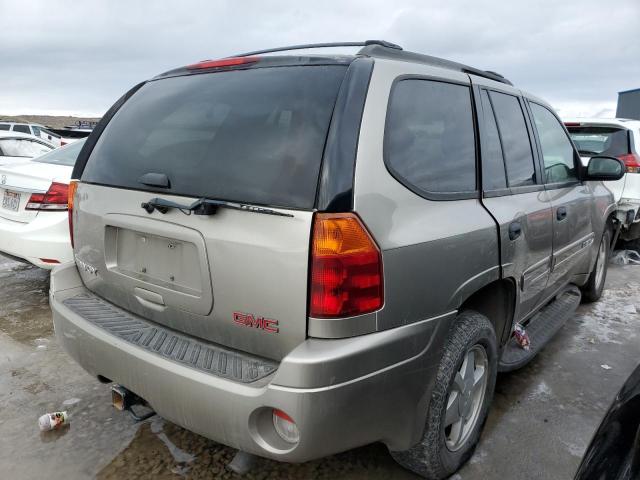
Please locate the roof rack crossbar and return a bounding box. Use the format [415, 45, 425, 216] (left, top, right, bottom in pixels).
[358, 44, 513, 86]
[230, 40, 402, 58]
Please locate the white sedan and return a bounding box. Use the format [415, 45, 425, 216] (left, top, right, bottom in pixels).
[0, 130, 55, 166]
[0, 139, 85, 269]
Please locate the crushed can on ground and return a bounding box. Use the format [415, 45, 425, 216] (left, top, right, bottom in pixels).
[513, 323, 531, 351]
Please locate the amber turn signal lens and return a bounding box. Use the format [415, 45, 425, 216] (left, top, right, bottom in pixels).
[309, 213, 383, 318]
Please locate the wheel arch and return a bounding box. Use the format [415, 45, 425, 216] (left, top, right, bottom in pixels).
[458, 278, 517, 347]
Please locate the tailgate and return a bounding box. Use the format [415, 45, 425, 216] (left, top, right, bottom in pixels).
[71, 64, 349, 360]
[74, 184, 312, 360]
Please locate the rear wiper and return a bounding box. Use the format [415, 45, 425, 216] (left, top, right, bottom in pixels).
[141, 197, 294, 218]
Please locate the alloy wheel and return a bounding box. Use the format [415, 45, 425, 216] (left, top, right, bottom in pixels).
[444, 344, 489, 451]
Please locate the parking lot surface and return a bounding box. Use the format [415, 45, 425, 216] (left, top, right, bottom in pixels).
[0, 254, 638, 479]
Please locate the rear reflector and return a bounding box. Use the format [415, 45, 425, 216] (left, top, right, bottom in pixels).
[186, 56, 259, 70]
[39, 258, 60, 264]
[272, 409, 299, 444]
[620, 153, 640, 173]
[26, 182, 69, 211]
[68, 180, 78, 248]
[309, 213, 383, 318]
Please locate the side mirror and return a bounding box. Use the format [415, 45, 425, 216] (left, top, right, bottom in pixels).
[584, 156, 625, 181]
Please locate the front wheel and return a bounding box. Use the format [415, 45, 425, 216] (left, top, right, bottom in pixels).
[581, 228, 611, 303]
[391, 311, 497, 479]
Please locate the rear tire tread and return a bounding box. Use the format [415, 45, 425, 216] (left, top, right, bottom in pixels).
[391, 311, 497, 479]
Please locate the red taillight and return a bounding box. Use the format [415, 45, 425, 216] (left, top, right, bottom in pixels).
[68, 180, 78, 248]
[309, 213, 383, 318]
[620, 153, 640, 173]
[186, 56, 259, 70]
[564, 122, 581, 127]
[26, 182, 69, 211]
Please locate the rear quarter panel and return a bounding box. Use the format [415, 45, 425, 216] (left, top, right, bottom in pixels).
[353, 59, 500, 331]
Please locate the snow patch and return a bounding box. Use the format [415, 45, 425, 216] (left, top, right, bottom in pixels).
[563, 441, 586, 458]
[149, 416, 195, 475]
[570, 286, 640, 352]
[156, 432, 195, 465]
[528, 380, 552, 400]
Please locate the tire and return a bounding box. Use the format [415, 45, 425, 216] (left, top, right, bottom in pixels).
[581, 228, 611, 303]
[391, 311, 498, 479]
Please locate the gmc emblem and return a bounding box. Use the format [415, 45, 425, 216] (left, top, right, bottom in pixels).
[233, 312, 279, 334]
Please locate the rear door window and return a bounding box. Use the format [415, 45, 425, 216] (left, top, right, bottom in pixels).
[530, 103, 578, 184]
[479, 90, 507, 190]
[82, 66, 348, 209]
[566, 126, 630, 157]
[384, 78, 476, 197]
[489, 91, 537, 187]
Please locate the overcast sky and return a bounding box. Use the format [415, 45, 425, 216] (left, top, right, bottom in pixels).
[1, 0, 638, 119]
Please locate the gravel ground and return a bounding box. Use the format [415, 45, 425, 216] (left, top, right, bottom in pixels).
[0, 253, 638, 479]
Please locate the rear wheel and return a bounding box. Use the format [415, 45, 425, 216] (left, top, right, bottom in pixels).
[391, 311, 497, 479]
[581, 228, 611, 303]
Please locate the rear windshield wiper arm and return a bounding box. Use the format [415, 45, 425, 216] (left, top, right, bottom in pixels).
[141, 197, 294, 217]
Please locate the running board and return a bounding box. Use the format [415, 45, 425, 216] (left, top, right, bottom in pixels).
[499, 286, 581, 372]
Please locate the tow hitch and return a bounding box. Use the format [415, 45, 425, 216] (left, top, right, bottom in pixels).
[111, 385, 156, 422]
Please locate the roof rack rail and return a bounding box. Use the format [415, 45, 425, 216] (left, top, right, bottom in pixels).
[358, 44, 513, 86]
[228, 40, 511, 86]
[230, 40, 402, 58]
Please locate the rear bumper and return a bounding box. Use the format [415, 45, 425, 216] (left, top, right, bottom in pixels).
[0, 211, 71, 268]
[50, 262, 453, 462]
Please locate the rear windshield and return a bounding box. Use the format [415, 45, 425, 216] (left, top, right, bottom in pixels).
[33, 138, 85, 166]
[567, 126, 629, 157]
[82, 65, 348, 209]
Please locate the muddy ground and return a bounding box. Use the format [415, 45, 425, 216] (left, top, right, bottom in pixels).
[0, 254, 638, 479]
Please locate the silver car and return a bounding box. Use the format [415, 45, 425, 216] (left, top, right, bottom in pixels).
[50, 40, 625, 479]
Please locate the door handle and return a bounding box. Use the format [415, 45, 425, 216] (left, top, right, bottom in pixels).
[557, 206, 567, 221]
[508, 221, 522, 240]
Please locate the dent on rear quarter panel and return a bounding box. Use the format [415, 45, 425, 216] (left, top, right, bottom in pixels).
[352, 59, 500, 331]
